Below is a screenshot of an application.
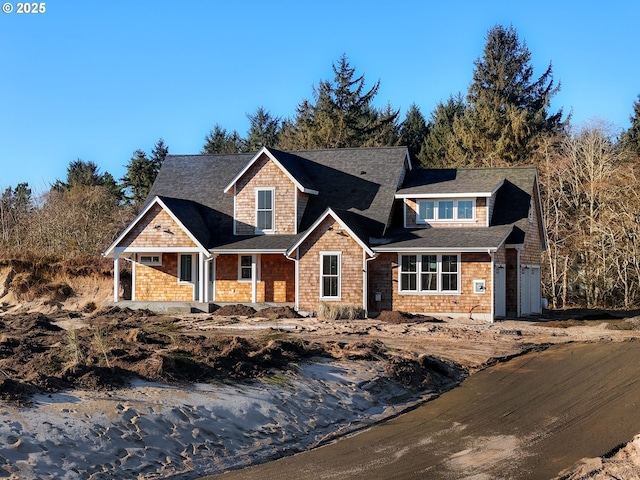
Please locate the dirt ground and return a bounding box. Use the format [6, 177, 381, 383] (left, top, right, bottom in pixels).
[3, 300, 640, 478]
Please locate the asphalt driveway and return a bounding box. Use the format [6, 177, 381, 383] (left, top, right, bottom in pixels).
[202, 341, 640, 479]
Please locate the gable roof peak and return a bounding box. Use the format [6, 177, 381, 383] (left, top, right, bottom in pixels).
[222, 146, 319, 195]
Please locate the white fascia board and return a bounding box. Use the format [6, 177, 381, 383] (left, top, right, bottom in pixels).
[223, 147, 319, 195]
[209, 248, 287, 255]
[373, 246, 499, 253]
[120, 247, 203, 253]
[103, 196, 208, 257]
[286, 208, 374, 257]
[394, 192, 493, 199]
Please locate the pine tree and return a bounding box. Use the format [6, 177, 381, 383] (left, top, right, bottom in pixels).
[620, 95, 640, 157]
[451, 25, 565, 166]
[244, 107, 280, 151]
[202, 124, 243, 153]
[419, 94, 466, 167]
[399, 103, 429, 162]
[278, 54, 398, 149]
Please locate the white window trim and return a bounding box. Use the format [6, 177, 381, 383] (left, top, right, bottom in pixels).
[398, 253, 461, 294]
[237, 254, 260, 282]
[178, 253, 194, 284]
[320, 251, 341, 300]
[139, 254, 162, 266]
[255, 187, 275, 234]
[416, 198, 476, 224]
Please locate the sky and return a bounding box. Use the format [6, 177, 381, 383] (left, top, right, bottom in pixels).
[1, 0, 639, 192]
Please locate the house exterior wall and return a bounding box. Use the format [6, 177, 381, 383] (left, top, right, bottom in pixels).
[404, 197, 488, 228]
[368, 252, 493, 316]
[121, 204, 197, 248]
[521, 187, 543, 267]
[234, 154, 297, 235]
[297, 217, 364, 312]
[123, 204, 199, 302]
[135, 253, 194, 301]
[214, 254, 294, 303]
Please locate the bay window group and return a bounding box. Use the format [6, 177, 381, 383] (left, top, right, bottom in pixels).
[399, 254, 459, 293]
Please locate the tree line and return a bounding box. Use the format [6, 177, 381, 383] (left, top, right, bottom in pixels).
[3, 24, 640, 309]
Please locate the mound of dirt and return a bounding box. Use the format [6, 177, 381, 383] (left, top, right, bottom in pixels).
[252, 306, 302, 319]
[376, 310, 442, 324]
[212, 304, 257, 316]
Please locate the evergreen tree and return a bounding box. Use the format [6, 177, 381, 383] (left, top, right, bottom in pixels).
[278, 54, 398, 149]
[120, 138, 168, 206]
[419, 94, 466, 167]
[399, 103, 429, 162]
[202, 124, 243, 153]
[52, 159, 119, 194]
[121, 150, 154, 205]
[451, 25, 565, 165]
[244, 107, 280, 151]
[620, 95, 640, 157]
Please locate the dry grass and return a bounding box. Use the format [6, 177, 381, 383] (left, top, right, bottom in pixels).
[318, 302, 366, 320]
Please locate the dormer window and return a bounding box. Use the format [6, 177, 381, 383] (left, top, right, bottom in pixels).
[416, 199, 475, 223]
[256, 188, 274, 233]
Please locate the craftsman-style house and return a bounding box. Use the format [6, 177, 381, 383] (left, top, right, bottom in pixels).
[104, 146, 546, 321]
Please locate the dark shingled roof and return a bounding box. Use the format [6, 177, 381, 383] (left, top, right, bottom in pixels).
[397, 167, 536, 197]
[146, 147, 408, 251]
[373, 225, 514, 251]
[141, 149, 539, 253]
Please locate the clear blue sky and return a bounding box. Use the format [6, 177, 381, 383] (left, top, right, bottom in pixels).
[1, 0, 639, 192]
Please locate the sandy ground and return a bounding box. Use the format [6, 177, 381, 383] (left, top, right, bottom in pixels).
[2, 307, 640, 479]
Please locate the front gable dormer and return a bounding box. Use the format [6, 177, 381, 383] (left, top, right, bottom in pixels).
[223, 147, 319, 235]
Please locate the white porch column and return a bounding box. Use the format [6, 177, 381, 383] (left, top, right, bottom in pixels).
[251, 254, 257, 303]
[113, 250, 120, 303]
[199, 251, 205, 302]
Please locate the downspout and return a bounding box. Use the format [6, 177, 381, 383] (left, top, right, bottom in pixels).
[489, 249, 495, 323]
[516, 246, 522, 318]
[363, 252, 378, 317]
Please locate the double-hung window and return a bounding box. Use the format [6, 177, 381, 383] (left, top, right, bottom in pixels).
[256, 188, 274, 233]
[320, 252, 340, 299]
[239, 255, 253, 281]
[416, 199, 475, 223]
[399, 254, 459, 293]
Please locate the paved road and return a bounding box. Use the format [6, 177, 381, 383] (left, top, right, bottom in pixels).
[203, 341, 640, 479]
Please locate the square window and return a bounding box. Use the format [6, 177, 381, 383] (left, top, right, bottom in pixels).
[418, 201, 435, 222]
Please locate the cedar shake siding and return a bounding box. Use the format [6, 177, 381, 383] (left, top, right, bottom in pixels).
[135, 253, 194, 301]
[234, 154, 297, 235]
[297, 217, 365, 313]
[214, 254, 294, 303]
[404, 197, 488, 228]
[121, 204, 197, 249]
[368, 253, 492, 315]
[104, 147, 545, 321]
